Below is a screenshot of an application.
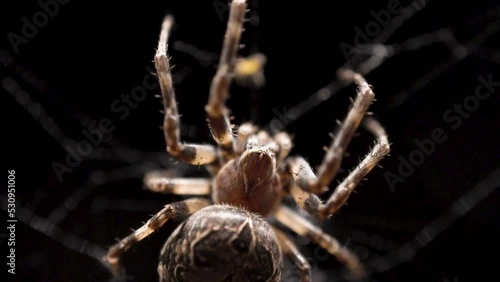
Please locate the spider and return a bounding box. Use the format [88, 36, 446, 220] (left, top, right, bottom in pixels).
[104, 0, 390, 281]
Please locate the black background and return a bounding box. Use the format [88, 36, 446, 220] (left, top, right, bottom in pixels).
[1, 0, 499, 282]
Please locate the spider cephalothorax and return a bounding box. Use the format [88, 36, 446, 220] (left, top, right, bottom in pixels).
[104, 0, 390, 281]
[213, 133, 282, 216]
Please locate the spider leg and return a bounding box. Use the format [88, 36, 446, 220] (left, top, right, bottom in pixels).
[274, 205, 365, 278]
[205, 0, 247, 162]
[205, 120, 258, 174]
[155, 16, 217, 165]
[272, 226, 312, 282]
[235, 122, 258, 154]
[104, 198, 211, 277]
[274, 132, 292, 165]
[321, 117, 390, 217]
[144, 172, 211, 195]
[287, 118, 390, 219]
[306, 69, 376, 194]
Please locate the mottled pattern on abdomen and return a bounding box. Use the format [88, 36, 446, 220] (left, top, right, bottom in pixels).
[158, 205, 282, 282]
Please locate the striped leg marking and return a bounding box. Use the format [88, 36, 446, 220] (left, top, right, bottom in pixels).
[155, 16, 217, 165]
[205, 0, 247, 162]
[104, 198, 211, 277]
[275, 205, 366, 277]
[272, 227, 311, 282]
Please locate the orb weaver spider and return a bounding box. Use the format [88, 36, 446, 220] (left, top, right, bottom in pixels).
[104, 0, 390, 281]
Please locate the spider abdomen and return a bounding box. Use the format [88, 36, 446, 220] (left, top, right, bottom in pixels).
[158, 205, 282, 282]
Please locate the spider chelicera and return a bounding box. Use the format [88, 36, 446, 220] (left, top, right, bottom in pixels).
[104, 1, 390, 281]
